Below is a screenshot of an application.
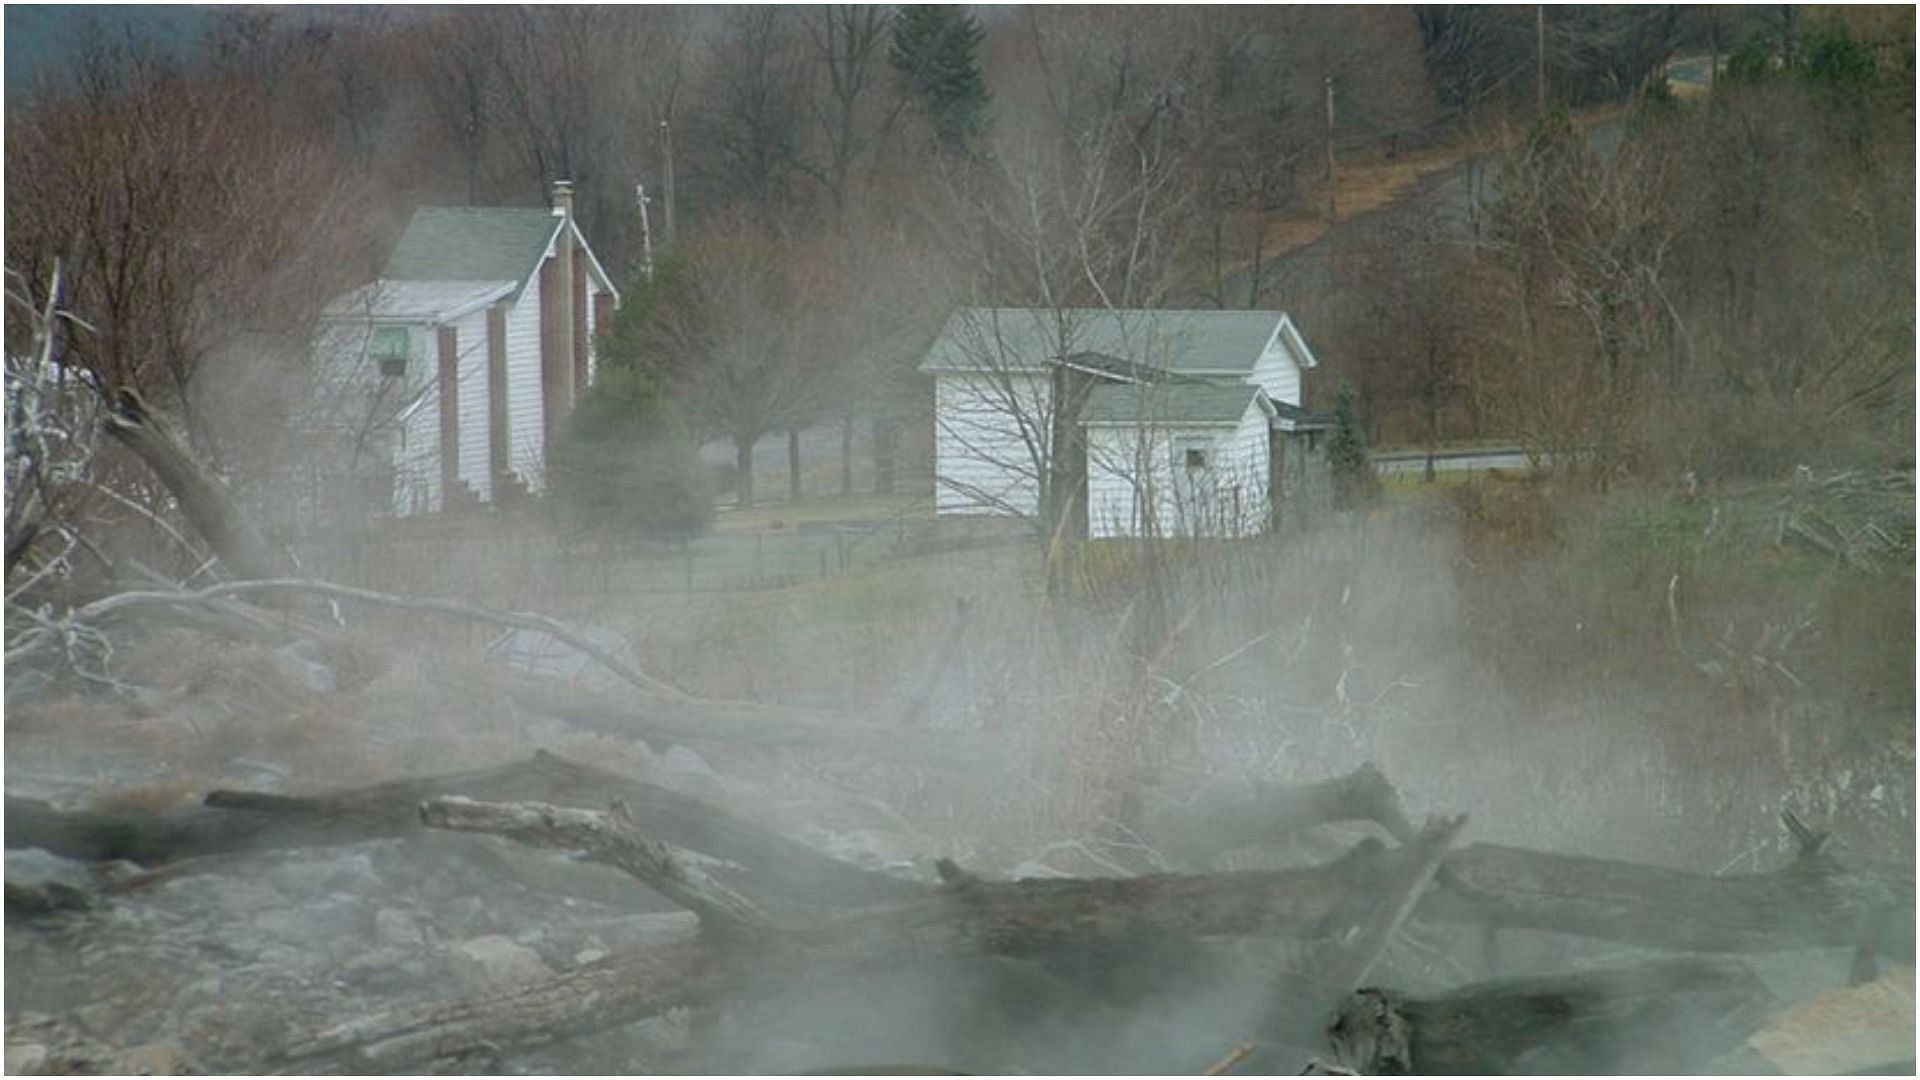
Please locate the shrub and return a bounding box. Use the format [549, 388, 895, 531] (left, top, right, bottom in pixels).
[546, 367, 714, 545]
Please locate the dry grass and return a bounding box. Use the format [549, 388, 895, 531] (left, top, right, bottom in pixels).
[1235, 101, 1632, 274]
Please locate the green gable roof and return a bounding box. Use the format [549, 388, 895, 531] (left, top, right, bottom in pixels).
[1082, 380, 1261, 426]
[919, 308, 1289, 376]
[382, 207, 563, 297]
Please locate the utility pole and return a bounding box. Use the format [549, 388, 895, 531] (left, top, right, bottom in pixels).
[1323, 75, 1338, 224]
[658, 118, 677, 249]
[1535, 5, 1547, 116]
[635, 183, 655, 283]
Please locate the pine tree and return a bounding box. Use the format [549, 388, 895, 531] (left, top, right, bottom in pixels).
[1329, 383, 1377, 509]
[548, 264, 715, 545]
[889, 5, 988, 151]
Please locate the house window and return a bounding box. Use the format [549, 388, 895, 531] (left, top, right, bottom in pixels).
[372, 326, 410, 378]
[1184, 446, 1210, 471]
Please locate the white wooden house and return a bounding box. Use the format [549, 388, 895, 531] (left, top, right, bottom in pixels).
[310, 181, 617, 518]
[917, 308, 1331, 538]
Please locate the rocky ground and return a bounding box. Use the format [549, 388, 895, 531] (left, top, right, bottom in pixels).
[1, 628, 942, 1074]
[7, 835, 706, 1073]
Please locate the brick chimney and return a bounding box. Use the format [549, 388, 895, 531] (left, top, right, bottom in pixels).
[541, 179, 577, 460]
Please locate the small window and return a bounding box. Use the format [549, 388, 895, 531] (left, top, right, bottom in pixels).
[1184, 447, 1210, 471]
[372, 326, 409, 378]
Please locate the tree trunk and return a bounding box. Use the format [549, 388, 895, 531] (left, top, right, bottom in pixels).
[102, 388, 288, 582]
[735, 436, 754, 509]
[840, 416, 854, 497]
[788, 428, 803, 503]
[1324, 956, 1777, 1074]
[872, 417, 894, 495]
[6, 753, 918, 912]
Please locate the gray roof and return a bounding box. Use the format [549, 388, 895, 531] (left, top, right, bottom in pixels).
[1082, 380, 1261, 426]
[321, 279, 517, 322]
[919, 307, 1293, 376]
[1271, 399, 1334, 429]
[384, 207, 564, 299]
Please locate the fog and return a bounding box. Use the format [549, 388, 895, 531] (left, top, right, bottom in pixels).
[4, 5, 1913, 1076]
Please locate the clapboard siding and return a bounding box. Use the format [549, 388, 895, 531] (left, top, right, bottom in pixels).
[934, 372, 1050, 517]
[1085, 402, 1269, 540]
[1246, 336, 1304, 407]
[505, 270, 546, 492]
[452, 306, 492, 503]
[391, 324, 440, 515]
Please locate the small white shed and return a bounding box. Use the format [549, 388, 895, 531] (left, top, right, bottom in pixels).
[917, 307, 1328, 538]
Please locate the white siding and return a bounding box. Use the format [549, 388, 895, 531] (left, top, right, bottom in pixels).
[390, 324, 440, 516]
[452, 307, 491, 504]
[505, 272, 545, 492]
[1221, 402, 1272, 534]
[1084, 404, 1268, 540]
[1086, 424, 1160, 539]
[1245, 340, 1302, 407]
[933, 371, 1051, 518]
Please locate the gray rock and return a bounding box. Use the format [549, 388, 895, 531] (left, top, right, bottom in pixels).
[115, 1039, 192, 1075]
[339, 947, 419, 992]
[5, 848, 97, 915]
[267, 852, 381, 899]
[449, 934, 553, 991]
[657, 744, 720, 780]
[374, 906, 426, 948]
[607, 911, 699, 950]
[5, 1043, 48, 1074]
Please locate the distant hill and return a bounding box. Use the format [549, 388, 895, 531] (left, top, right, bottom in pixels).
[5, 5, 213, 93]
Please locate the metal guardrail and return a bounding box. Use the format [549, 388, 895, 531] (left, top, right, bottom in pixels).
[1369, 446, 1533, 474]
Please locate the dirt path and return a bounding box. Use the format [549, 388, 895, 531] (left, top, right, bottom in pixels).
[1237, 102, 1631, 274]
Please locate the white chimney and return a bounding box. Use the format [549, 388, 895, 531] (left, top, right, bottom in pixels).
[551, 179, 574, 218]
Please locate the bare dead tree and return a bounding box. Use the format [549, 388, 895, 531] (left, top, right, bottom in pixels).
[799, 5, 896, 226]
[686, 8, 812, 223]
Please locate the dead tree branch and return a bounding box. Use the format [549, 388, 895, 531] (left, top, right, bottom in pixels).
[419, 795, 775, 940]
[15, 576, 686, 698]
[1317, 813, 1467, 994]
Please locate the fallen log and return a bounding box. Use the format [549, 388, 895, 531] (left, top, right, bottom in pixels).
[420, 795, 775, 940]
[1323, 956, 1778, 1074]
[1427, 840, 1915, 961]
[6, 751, 920, 913]
[271, 828, 1912, 1071]
[273, 796, 1436, 1072]
[1316, 814, 1467, 994]
[15, 756, 1907, 960]
[274, 788, 1916, 1074]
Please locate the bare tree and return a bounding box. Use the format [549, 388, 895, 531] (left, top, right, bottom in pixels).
[646, 218, 837, 509]
[926, 77, 1196, 535]
[799, 5, 897, 226]
[5, 31, 363, 452]
[686, 8, 811, 223]
[470, 7, 688, 270]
